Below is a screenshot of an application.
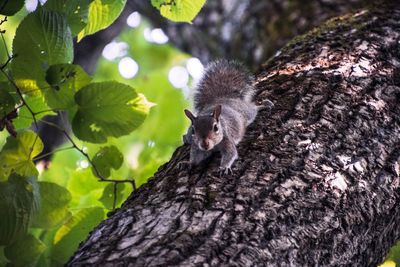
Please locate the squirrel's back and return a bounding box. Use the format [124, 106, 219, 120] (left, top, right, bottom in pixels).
[194, 59, 255, 111]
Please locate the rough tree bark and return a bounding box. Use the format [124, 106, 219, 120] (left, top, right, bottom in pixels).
[67, 2, 400, 266]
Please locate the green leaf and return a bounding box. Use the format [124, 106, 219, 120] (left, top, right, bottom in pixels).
[0, 175, 40, 246]
[44, 0, 91, 36]
[12, 95, 55, 129]
[99, 183, 125, 210]
[67, 169, 104, 196]
[44, 64, 92, 110]
[52, 207, 104, 264]
[4, 234, 46, 266]
[72, 81, 152, 143]
[31, 182, 72, 229]
[151, 0, 206, 23]
[11, 8, 74, 93]
[0, 89, 15, 118]
[386, 241, 400, 266]
[67, 169, 105, 209]
[0, 247, 8, 266]
[0, 131, 43, 181]
[0, 81, 51, 130]
[0, 0, 24, 16]
[92, 145, 123, 178]
[379, 261, 396, 267]
[77, 0, 127, 41]
[150, 0, 163, 9]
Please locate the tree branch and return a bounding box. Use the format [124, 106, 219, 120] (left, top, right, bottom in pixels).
[67, 2, 400, 266]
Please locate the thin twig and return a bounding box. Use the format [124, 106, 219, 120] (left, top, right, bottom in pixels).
[98, 178, 136, 186]
[0, 16, 7, 26]
[112, 183, 117, 210]
[39, 119, 137, 188]
[34, 108, 59, 116]
[33, 146, 75, 161]
[0, 29, 9, 56]
[0, 53, 15, 70]
[23, 85, 53, 95]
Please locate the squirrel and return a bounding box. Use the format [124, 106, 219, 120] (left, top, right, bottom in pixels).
[183, 59, 258, 175]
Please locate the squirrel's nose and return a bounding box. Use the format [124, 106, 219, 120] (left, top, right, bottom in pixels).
[202, 140, 210, 150]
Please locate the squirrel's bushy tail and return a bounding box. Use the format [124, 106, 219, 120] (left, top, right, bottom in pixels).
[194, 59, 255, 111]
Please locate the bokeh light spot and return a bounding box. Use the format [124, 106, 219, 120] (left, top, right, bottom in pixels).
[102, 41, 129, 61]
[118, 57, 139, 79]
[186, 57, 204, 80]
[127, 12, 141, 28]
[168, 66, 189, 88]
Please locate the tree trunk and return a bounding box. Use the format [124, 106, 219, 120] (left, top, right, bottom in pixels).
[69, 2, 400, 266]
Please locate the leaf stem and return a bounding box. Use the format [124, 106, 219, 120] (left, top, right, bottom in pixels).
[113, 183, 117, 210]
[33, 146, 75, 161]
[34, 108, 58, 116]
[0, 28, 9, 56]
[0, 53, 15, 70]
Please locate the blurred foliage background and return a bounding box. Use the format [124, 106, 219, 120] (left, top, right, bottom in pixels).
[0, 1, 202, 265]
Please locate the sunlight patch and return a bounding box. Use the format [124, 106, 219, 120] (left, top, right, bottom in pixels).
[90, 123, 101, 132]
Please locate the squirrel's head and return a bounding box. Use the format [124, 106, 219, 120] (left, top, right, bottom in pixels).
[184, 105, 223, 151]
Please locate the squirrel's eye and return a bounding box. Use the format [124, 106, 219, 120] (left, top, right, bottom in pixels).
[213, 124, 218, 132]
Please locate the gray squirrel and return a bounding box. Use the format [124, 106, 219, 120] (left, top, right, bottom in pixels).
[183, 59, 258, 174]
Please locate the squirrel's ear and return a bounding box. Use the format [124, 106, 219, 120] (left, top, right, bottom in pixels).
[213, 105, 222, 121]
[184, 109, 196, 122]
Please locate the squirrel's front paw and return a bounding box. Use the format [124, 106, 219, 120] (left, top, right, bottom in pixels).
[219, 166, 233, 177]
